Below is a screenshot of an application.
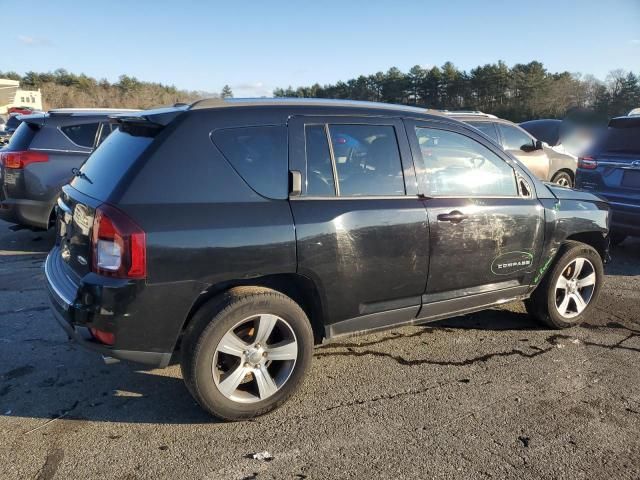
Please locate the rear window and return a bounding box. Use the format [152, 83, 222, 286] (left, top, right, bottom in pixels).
[6, 122, 38, 150]
[598, 122, 640, 154]
[71, 129, 153, 200]
[6, 116, 21, 130]
[211, 125, 288, 199]
[61, 122, 100, 148]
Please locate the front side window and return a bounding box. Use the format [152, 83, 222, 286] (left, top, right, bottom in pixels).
[212, 125, 288, 199]
[61, 122, 100, 148]
[499, 124, 535, 151]
[414, 127, 517, 197]
[328, 124, 405, 196]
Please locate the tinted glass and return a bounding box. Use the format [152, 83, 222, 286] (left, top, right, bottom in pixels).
[61, 122, 99, 148]
[328, 124, 405, 196]
[305, 125, 335, 196]
[97, 123, 115, 146]
[597, 125, 640, 154]
[6, 116, 21, 130]
[414, 127, 517, 196]
[212, 125, 288, 199]
[72, 129, 153, 200]
[6, 122, 38, 150]
[466, 121, 499, 142]
[519, 120, 560, 146]
[498, 124, 534, 151]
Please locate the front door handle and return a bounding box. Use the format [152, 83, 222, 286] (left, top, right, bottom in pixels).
[437, 210, 468, 224]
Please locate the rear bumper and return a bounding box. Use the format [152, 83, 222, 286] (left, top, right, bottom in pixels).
[0, 197, 52, 229]
[44, 248, 172, 367]
[608, 200, 640, 236]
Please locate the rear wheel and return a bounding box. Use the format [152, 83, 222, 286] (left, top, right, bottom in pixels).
[180, 287, 314, 421]
[526, 241, 603, 329]
[551, 170, 573, 188]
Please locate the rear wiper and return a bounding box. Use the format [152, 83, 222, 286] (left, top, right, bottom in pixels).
[71, 167, 92, 184]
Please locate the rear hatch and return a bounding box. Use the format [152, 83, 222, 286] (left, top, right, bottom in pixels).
[56, 107, 184, 278]
[577, 117, 640, 206]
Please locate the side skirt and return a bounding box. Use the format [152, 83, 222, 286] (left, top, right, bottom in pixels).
[323, 286, 530, 342]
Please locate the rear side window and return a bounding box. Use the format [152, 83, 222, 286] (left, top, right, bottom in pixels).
[328, 124, 405, 196]
[212, 125, 288, 199]
[72, 129, 153, 200]
[60, 122, 100, 148]
[466, 121, 499, 143]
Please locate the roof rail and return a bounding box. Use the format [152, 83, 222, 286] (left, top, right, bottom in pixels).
[48, 108, 140, 115]
[440, 110, 498, 119]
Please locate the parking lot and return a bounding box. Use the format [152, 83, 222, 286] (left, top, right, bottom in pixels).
[0, 219, 638, 479]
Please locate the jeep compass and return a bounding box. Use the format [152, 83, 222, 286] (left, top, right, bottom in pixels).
[45, 99, 610, 420]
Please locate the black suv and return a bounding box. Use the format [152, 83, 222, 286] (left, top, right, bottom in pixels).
[45, 99, 610, 420]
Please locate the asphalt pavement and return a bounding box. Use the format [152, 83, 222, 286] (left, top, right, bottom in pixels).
[0, 219, 639, 479]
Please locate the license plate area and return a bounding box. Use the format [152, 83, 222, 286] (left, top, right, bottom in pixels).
[622, 170, 640, 189]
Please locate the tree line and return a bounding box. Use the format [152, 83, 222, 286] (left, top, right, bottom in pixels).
[0, 69, 233, 110]
[274, 61, 640, 122]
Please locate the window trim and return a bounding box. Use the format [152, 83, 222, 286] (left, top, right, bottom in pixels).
[405, 119, 531, 199]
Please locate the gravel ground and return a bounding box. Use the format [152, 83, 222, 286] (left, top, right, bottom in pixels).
[0, 219, 639, 480]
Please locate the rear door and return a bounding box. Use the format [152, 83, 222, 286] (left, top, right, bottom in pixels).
[288, 116, 430, 336]
[498, 123, 550, 181]
[405, 119, 545, 314]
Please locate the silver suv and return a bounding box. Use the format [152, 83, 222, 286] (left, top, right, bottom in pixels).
[0, 108, 137, 229]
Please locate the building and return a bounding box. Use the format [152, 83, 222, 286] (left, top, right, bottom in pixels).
[0, 78, 43, 114]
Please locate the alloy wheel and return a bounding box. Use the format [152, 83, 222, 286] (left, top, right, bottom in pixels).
[554, 258, 596, 318]
[212, 314, 298, 403]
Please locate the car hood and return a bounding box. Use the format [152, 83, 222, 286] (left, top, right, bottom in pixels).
[544, 183, 606, 203]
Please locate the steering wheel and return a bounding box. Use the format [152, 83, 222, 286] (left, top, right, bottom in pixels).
[467, 155, 486, 169]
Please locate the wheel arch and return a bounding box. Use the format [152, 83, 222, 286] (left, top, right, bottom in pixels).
[565, 231, 608, 261]
[175, 273, 326, 353]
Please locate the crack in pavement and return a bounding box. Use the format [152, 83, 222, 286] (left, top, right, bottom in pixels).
[35, 448, 64, 480]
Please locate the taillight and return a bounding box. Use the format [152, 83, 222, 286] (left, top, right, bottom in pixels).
[91, 204, 146, 279]
[89, 327, 115, 345]
[578, 156, 597, 169]
[0, 150, 49, 169]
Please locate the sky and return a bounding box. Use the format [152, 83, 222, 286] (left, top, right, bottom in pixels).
[5, 0, 640, 97]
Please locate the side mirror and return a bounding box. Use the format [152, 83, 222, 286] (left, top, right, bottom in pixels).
[535, 139, 543, 150]
[520, 140, 543, 152]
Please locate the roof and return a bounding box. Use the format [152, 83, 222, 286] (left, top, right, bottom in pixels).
[190, 97, 437, 116]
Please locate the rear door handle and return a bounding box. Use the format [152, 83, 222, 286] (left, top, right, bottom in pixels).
[437, 210, 468, 223]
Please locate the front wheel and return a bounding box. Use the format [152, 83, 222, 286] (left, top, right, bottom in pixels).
[526, 241, 604, 329]
[180, 287, 314, 421]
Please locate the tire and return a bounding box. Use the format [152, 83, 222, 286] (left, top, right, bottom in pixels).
[551, 171, 573, 188]
[180, 287, 314, 421]
[525, 241, 604, 329]
[609, 232, 627, 247]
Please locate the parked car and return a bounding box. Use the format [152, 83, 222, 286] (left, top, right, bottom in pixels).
[575, 115, 640, 245]
[628, 108, 640, 116]
[45, 99, 609, 420]
[445, 112, 577, 187]
[0, 108, 136, 229]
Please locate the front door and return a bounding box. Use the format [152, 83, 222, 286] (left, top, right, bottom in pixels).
[405, 120, 545, 312]
[288, 116, 430, 337]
